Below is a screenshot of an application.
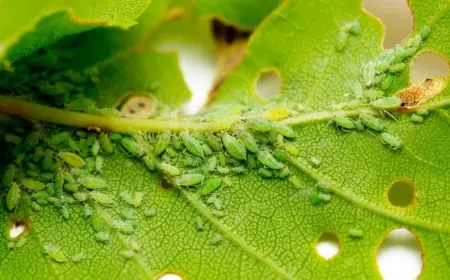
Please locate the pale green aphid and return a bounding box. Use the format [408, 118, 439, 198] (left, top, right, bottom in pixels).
[411, 113, 424, 123]
[380, 132, 403, 150]
[44, 245, 66, 263]
[143, 209, 156, 218]
[365, 89, 385, 100]
[61, 205, 70, 220]
[212, 210, 224, 217]
[84, 204, 93, 217]
[201, 177, 221, 195]
[176, 174, 205, 187]
[202, 143, 213, 156]
[248, 154, 257, 169]
[94, 231, 110, 243]
[113, 220, 134, 234]
[31, 202, 42, 211]
[71, 252, 85, 263]
[360, 114, 385, 131]
[207, 156, 218, 171]
[288, 176, 302, 188]
[90, 191, 115, 206]
[334, 116, 355, 130]
[222, 177, 232, 187]
[275, 124, 296, 138]
[335, 31, 349, 52]
[318, 193, 331, 202]
[59, 152, 85, 168]
[380, 74, 395, 90]
[403, 47, 417, 57]
[3, 164, 15, 188]
[120, 192, 134, 206]
[331, 103, 348, 110]
[371, 96, 402, 110]
[310, 156, 321, 167]
[393, 44, 406, 61]
[204, 134, 222, 152]
[416, 108, 429, 116]
[239, 131, 259, 153]
[121, 138, 144, 156]
[40, 172, 54, 182]
[78, 176, 107, 189]
[388, 63, 406, 73]
[85, 157, 95, 171]
[218, 153, 226, 166]
[132, 192, 144, 208]
[143, 156, 156, 171]
[154, 131, 172, 155]
[362, 61, 376, 88]
[247, 119, 273, 132]
[257, 151, 283, 169]
[110, 133, 123, 140]
[420, 25, 431, 40]
[99, 133, 114, 154]
[130, 240, 140, 252]
[180, 132, 204, 157]
[73, 192, 88, 202]
[120, 250, 134, 259]
[63, 183, 79, 193]
[171, 136, 182, 150]
[349, 21, 360, 35]
[92, 140, 100, 156]
[349, 228, 364, 238]
[71, 168, 90, 176]
[196, 217, 205, 231]
[32, 191, 49, 200]
[231, 166, 246, 174]
[160, 162, 180, 176]
[33, 146, 44, 162]
[258, 168, 272, 178]
[317, 182, 331, 193]
[22, 178, 46, 190]
[354, 119, 364, 132]
[346, 99, 363, 108]
[216, 167, 230, 174]
[6, 183, 20, 210]
[120, 209, 135, 220]
[63, 172, 77, 183]
[91, 211, 103, 231]
[279, 166, 290, 178]
[5, 133, 22, 145]
[221, 133, 246, 160]
[211, 234, 223, 245]
[95, 156, 103, 173]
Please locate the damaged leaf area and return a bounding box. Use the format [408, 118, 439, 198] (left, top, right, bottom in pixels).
[1, 0, 450, 279]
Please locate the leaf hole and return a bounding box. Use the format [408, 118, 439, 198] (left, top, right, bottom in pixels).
[120, 94, 158, 119]
[10, 220, 26, 238]
[376, 228, 422, 280]
[254, 69, 281, 99]
[315, 232, 340, 259]
[410, 52, 449, 83]
[388, 179, 415, 208]
[363, 0, 413, 49]
[157, 273, 183, 280]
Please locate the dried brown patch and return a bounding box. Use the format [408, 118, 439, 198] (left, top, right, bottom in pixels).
[397, 77, 447, 109]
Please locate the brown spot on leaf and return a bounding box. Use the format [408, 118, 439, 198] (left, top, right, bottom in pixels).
[397, 77, 447, 109]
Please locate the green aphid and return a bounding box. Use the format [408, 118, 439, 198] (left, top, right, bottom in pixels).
[171, 136, 182, 150]
[247, 154, 257, 169]
[403, 47, 417, 57]
[216, 167, 230, 174]
[132, 192, 144, 208]
[71, 168, 90, 176]
[98, 133, 114, 154]
[59, 152, 85, 168]
[207, 156, 218, 171]
[380, 74, 395, 90]
[90, 191, 114, 206]
[91, 211, 102, 231]
[3, 164, 15, 188]
[160, 162, 180, 176]
[5, 133, 22, 145]
[196, 217, 205, 231]
[120, 209, 135, 220]
[201, 177, 221, 195]
[333, 116, 355, 130]
[284, 143, 300, 156]
[22, 178, 46, 190]
[32, 191, 49, 200]
[275, 124, 296, 138]
[44, 245, 67, 263]
[63, 183, 79, 193]
[222, 177, 232, 187]
[113, 220, 134, 234]
[407, 34, 422, 49]
[50, 132, 71, 145]
[247, 119, 273, 132]
[120, 250, 135, 259]
[374, 74, 385, 86]
[22, 132, 40, 152]
[318, 193, 331, 202]
[71, 252, 85, 263]
[212, 210, 224, 217]
[95, 156, 104, 173]
[388, 63, 406, 73]
[310, 191, 320, 206]
[354, 119, 364, 131]
[279, 166, 290, 178]
[365, 89, 385, 100]
[420, 26, 431, 40]
[218, 153, 226, 166]
[164, 147, 177, 157]
[40, 172, 53, 182]
[252, 132, 270, 144]
[6, 183, 21, 210]
[239, 131, 259, 153]
[310, 156, 321, 167]
[231, 166, 246, 174]
[67, 138, 78, 152]
[393, 44, 406, 61]
[176, 174, 205, 187]
[26, 170, 40, 178]
[41, 149, 53, 171]
[130, 240, 140, 252]
[191, 157, 203, 168]
[258, 168, 272, 178]
[26, 162, 39, 171]
[14, 237, 28, 249]
[317, 182, 331, 193]
[75, 130, 87, 138]
[257, 151, 283, 169]
[213, 198, 222, 210]
[84, 204, 93, 217]
[335, 31, 349, 52]
[78, 176, 107, 189]
[362, 61, 376, 88]
[360, 114, 385, 131]
[31, 202, 42, 211]
[273, 149, 286, 162]
[73, 192, 88, 202]
[202, 143, 213, 156]
[14, 153, 26, 165]
[35, 198, 49, 205]
[120, 192, 134, 206]
[32, 146, 44, 163]
[380, 132, 402, 150]
[416, 108, 429, 116]
[94, 231, 110, 243]
[46, 183, 55, 196]
[411, 113, 424, 123]
[109, 133, 123, 140]
[61, 205, 70, 220]
[204, 134, 222, 152]
[192, 133, 206, 143]
[143, 156, 156, 171]
[211, 234, 223, 245]
[91, 140, 100, 156]
[77, 138, 89, 158]
[349, 228, 364, 238]
[143, 209, 157, 218]
[350, 21, 361, 35]
[154, 131, 172, 156]
[221, 133, 246, 160]
[180, 132, 204, 157]
[121, 138, 144, 156]
[371, 96, 402, 110]
[84, 157, 95, 172]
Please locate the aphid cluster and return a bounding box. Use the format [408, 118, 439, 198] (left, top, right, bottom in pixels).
[310, 182, 332, 206]
[335, 21, 361, 52]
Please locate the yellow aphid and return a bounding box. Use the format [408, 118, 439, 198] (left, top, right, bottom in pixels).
[397, 77, 447, 109]
[266, 107, 290, 121]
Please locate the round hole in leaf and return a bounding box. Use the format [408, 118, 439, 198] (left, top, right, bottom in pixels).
[388, 180, 415, 207]
[410, 52, 449, 83]
[158, 273, 183, 280]
[315, 232, 340, 259]
[10, 220, 26, 238]
[377, 228, 422, 280]
[255, 69, 281, 99]
[120, 94, 158, 119]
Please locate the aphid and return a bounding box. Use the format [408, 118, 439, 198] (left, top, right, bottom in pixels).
[362, 61, 376, 88]
[31, 202, 42, 211]
[257, 151, 283, 169]
[403, 47, 417, 57]
[354, 119, 364, 131]
[110, 133, 123, 140]
[14, 237, 28, 249]
[279, 166, 290, 178]
[415, 108, 428, 116]
[192, 133, 206, 143]
[388, 63, 406, 73]
[202, 143, 213, 156]
[212, 210, 224, 217]
[63, 183, 79, 193]
[239, 131, 259, 153]
[176, 174, 204, 187]
[410, 113, 424, 123]
[94, 231, 110, 243]
[407, 34, 422, 49]
[78, 176, 107, 189]
[6, 183, 21, 210]
[84, 204, 93, 217]
[71, 168, 90, 176]
[99, 133, 114, 154]
[71, 252, 85, 263]
[266, 107, 290, 121]
[91, 140, 100, 156]
[333, 116, 355, 130]
[143, 209, 157, 218]
[349, 21, 361, 35]
[90, 191, 114, 206]
[130, 240, 140, 252]
[196, 217, 205, 231]
[380, 74, 395, 90]
[309, 156, 321, 167]
[120, 209, 135, 220]
[317, 182, 331, 193]
[171, 136, 182, 150]
[44, 245, 66, 263]
[41, 149, 53, 171]
[132, 192, 144, 208]
[360, 114, 385, 131]
[284, 143, 300, 156]
[275, 124, 296, 138]
[200, 177, 221, 195]
[50, 132, 71, 145]
[380, 132, 402, 150]
[40, 172, 54, 182]
[349, 228, 364, 238]
[119, 192, 134, 206]
[222, 177, 232, 187]
[231, 166, 246, 174]
[258, 168, 272, 178]
[211, 234, 223, 245]
[113, 220, 134, 234]
[218, 153, 226, 166]
[393, 44, 406, 61]
[5, 133, 22, 145]
[206, 156, 218, 171]
[420, 25, 431, 40]
[335, 31, 349, 52]
[59, 152, 85, 168]
[120, 250, 135, 259]
[73, 192, 88, 202]
[221, 133, 246, 160]
[61, 205, 70, 220]
[288, 176, 301, 188]
[180, 132, 204, 157]
[216, 167, 230, 174]
[3, 164, 15, 189]
[160, 162, 180, 176]
[371, 96, 402, 110]
[204, 134, 222, 152]
[91, 210, 103, 231]
[21, 178, 46, 190]
[32, 191, 49, 200]
[247, 119, 273, 132]
[247, 154, 257, 169]
[94, 156, 104, 173]
[153, 131, 172, 155]
[310, 191, 320, 206]
[318, 193, 331, 202]
[121, 138, 144, 156]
